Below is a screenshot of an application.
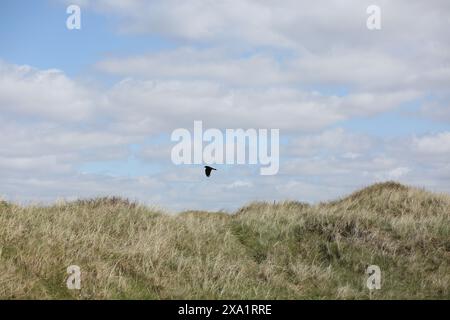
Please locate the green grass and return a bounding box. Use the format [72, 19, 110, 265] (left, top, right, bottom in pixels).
[0, 182, 449, 299]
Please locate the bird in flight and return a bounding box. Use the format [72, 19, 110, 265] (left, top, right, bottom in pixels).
[204, 166, 217, 177]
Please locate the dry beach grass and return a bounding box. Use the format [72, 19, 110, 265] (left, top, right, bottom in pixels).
[0, 182, 449, 299]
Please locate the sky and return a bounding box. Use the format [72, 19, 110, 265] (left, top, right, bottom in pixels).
[0, 0, 449, 211]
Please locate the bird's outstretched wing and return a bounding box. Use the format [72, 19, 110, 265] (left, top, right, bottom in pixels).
[204, 166, 216, 177]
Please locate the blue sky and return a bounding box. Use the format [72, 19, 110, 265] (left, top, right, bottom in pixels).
[0, 1, 178, 76]
[0, 0, 449, 211]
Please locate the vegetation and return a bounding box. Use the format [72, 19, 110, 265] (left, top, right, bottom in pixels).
[0, 182, 449, 299]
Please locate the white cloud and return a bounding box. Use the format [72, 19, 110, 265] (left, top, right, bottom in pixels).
[0, 62, 96, 121]
[413, 132, 450, 155]
[96, 46, 448, 94]
[226, 180, 253, 189]
[376, 166, 411, 181]
[103, 78, 419, 133]
[286, 128, 374, 157]
[72, 0, 450, 51]
[96, 47, 293, 87]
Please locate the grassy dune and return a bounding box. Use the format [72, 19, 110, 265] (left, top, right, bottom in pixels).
[0, 182, 449, 299]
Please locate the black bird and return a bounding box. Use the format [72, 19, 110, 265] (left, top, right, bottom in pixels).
[204, 166, 217, 177]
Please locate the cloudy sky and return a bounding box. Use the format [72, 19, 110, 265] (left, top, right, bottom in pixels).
[1, 0, 449, 211]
